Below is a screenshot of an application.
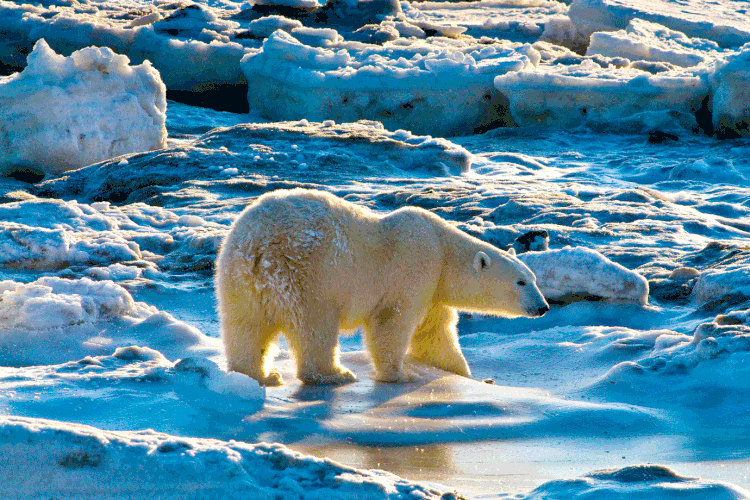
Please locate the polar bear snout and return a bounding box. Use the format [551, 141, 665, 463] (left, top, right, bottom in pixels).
[528, 304, 549, 317]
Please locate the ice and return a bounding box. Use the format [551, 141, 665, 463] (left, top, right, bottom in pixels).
[241, 30, 538, 135]
[587, 19, 724, 68]
[0, 195, 225, 274]
[0, 1, 249, 93]
[0, 39, 166, 176]
[494, 58, 708, 130]
[33, 121, 472, 206]
[518, 246, 649, 304]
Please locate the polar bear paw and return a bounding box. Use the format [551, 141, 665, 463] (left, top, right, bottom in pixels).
[260, 369, 284, 387]
[300, 367, 358, 385]
[375, 368, 418, 384]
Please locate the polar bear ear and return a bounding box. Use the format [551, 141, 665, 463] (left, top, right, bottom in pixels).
[473, 251, 491, 273]
[507, 247, 516, 256]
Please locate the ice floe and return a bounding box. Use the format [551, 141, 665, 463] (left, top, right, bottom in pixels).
[241, 30, 538, 135]
[494, 58, 709, 130]
[0, 39, 166, 176]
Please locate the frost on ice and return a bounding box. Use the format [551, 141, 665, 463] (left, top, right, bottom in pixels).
[0, 40, 167, 176]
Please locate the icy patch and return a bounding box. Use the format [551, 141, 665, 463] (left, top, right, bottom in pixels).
[518, 246, 649, 304]
[241, 30, 539, 135]
[0, 416, 446, 500]
[587, 19, 724, 68]
[0, 40, 166, 176]
[0, 277, 219, 366]
[494, 59, 708, 130]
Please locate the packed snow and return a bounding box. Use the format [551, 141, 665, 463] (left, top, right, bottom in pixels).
[2, 0, 750, 497]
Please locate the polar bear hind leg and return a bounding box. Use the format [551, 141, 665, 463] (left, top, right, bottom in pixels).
[408, 304, 471, 378]
[219, 282, 283, 386]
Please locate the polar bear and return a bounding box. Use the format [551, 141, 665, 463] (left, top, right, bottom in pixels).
[216, 189, 549, 386]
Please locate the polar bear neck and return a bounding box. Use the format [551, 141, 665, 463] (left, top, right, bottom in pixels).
[434, 222, 502, 310]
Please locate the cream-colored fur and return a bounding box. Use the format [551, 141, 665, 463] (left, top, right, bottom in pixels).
[216, 188, 548, 386]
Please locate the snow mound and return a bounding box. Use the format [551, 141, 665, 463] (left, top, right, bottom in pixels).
[0, 416, 448, 500]
[494, 59, 708, 130]
[0, 39, 166, 176]
[709, 46, 750, 138]
[521, 464, 750, 499]
[587, 19, 723, 68]
[518, 246, 649, 304]
[241, 30, 539, 135]
[0, 277, 219, 366]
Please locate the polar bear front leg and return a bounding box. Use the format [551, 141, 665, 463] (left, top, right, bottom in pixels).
[365, 305, 420, 383]
[408, 304, 471, 378]
[286, 305, 357, 385]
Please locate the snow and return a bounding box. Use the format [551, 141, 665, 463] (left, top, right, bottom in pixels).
[0, 39, 166, 176]
[522, 465, 750, 499]
[2, 0, 750, 496]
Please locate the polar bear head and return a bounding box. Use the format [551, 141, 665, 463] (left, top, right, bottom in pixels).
[456, 247, 549, 318]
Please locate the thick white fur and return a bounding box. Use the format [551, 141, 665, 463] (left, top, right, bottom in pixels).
[216, 189, 548, 386]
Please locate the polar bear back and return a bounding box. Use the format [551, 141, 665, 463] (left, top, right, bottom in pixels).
[217, 189, 444, 329]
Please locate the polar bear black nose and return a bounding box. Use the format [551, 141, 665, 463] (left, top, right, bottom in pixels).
[537, 305, 549, 316]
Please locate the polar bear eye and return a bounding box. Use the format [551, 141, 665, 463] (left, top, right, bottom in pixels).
[517, 280, 526, 286]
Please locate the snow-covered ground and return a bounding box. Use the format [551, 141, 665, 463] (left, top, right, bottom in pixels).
[2, 0, 750, 498]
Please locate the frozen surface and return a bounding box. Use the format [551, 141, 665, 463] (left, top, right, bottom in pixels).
[0, 40, 166, 175]
[0, 276, 221, 366]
